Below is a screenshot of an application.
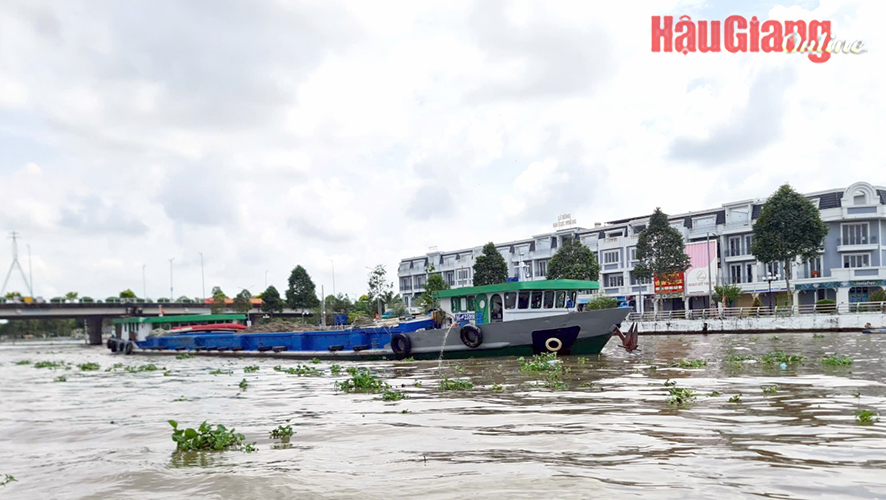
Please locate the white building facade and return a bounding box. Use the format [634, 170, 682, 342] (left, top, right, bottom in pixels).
[398, 182, 886, 312]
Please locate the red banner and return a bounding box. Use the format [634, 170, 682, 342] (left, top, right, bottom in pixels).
[654, 272, 685, 294]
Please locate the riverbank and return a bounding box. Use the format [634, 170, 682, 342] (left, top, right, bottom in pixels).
[634, 311, 885, 334]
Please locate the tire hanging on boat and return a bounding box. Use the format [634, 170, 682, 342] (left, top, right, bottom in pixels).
[544, 337, 563, 352]
[460, 325, 483, 349]
[390, 333, 412, 359]
[107, 337, 114, 349]
[124, 341, 134, 355]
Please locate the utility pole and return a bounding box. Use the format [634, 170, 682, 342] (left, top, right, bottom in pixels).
[2, 231, 32, 297]
[142, 264, 147, 300]
[169, 258, 175, 300]
[265, 270, 269, 290]
[330, 259, 336, 297]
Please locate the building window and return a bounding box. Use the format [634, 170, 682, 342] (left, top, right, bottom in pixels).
[694, 216, 715, 229]
[727, 235, 752, 257]
[843, 253, 870, 268]
[444, 271, 455, 287]
[765, 262, 783, 277]
[629, 247, 637, 261]
[603, 250, 619, 264]
[746, 263, 754, 283]
[551, 237, 558, 249]
[606, 275, 624, 287]
[414, 275, 427, 289]
[537, 260, 548, 277]
[399, 277, 412, 291]
[807, 257, 822, 278]
[842, 223, 868, 245]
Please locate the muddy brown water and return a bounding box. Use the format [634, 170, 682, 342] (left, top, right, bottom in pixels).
[1, 333, 885, 499]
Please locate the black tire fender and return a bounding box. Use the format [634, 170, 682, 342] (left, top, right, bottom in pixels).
[124, 341, 134, 355]
[391, 333, 412, 359]
[460, 325, 483, 349]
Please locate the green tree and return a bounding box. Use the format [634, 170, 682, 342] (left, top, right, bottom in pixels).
[4, 291, 22, 299]
[260, 285, 284, 313]
[232, 289, 253, 313]
[473, 242, 508, 286]
[65, 291, 79, 300]
[546, 238, 600, 281]
[210, 286, 227, 314]
[751, 184, 828, 307]
[286, 265, 319, 310]
[119, 289, 137, 299]
[634, 208, 691, 310]
[871, 288, 886, 302]
[713, 284, 743, 307]
[585, 295, 618, 310]
[418, 272, 450, 311]
[383, 291, 407, 317]
[367, 265, 391, 316]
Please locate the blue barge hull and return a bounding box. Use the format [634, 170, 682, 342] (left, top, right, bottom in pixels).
[136, 318, 436, 355]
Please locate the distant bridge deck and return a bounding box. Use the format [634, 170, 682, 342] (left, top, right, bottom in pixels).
[0, 302, 310, 320]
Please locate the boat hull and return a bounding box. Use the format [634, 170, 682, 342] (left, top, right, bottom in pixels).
[133, 308, 631, 361]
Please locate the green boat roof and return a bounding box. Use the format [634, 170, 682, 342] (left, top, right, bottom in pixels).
[435, 279, 600, 298]
[112, 314, 246, 325]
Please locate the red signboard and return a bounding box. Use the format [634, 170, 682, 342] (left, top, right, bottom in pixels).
[654, 272, 685, 294]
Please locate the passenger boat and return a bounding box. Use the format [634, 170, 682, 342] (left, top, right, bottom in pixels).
[106, 280, 636, 359]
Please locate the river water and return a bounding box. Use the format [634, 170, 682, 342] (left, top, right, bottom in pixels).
[1, 333, 885, 499]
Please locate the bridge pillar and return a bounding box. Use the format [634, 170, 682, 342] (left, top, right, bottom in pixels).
[86, 317, 105, 345]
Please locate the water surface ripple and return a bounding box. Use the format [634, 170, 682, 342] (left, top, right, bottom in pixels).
[1, 332, 885, 499]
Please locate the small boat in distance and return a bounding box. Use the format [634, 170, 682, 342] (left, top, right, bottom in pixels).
[106, 280, 635, 359]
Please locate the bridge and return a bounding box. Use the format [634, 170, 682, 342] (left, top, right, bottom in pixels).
[0, 302, 314, 345]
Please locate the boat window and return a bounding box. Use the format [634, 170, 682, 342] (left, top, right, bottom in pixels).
[555, 291, 566, 308]
[467, 296, 475, 311]
[530, 291, 542, 309]
[460, 297, 467, 311]
[568, 292, 577, 307]
[453, 298, 460, 313]
[517, 291, 529, 309]
[505, 292, 516, 309]
[543, 291, 554, 308]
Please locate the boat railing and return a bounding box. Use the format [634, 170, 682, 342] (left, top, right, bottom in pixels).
[626, 301, 886, 322]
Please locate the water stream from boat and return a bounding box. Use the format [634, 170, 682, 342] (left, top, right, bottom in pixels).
[2, 332, 885, 499]
[436, 321, 458, 368]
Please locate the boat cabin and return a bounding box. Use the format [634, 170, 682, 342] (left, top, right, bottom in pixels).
[112, 314, 247, 342]
[435, 279, 601, 324]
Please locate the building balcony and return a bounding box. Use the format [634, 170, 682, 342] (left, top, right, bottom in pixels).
[836, 236, 878, 252]
[829, 267, 886, 282]
[688, 226, 718, 238]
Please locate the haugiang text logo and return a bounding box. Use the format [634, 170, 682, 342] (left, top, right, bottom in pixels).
[652, 15, 866, 63]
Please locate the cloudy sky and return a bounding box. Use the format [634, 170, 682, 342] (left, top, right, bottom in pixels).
[1, 0, 882, 301]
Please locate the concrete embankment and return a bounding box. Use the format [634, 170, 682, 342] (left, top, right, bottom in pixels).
[635, 312, 885, 334]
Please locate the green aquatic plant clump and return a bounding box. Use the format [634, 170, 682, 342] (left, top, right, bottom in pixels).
[169, 420, 256, 452]
[54, 375, 67, 382]
[669, 359, 707, 368]
[856, 410, 880, 425]
[761, 351, 804, 365]
[664, 380, 696, 405]
[34, 360, 67, 369]
[726, 354, 756, 363]
[335, 367, 388, 393]
[762, 385, 778, 394]
[269, 425, 294, 439]
[330, 364, 343, 375]
[78, 362, 100, 371]
[517, 352, 560, 371]
[382, 390, 407, 401]
[243, 365, 260, 373]
[821, 354, 853, 366]
[728, 394, 742, 403]
[273, 364, 321, 377]
[176, 353, 194, 359]
[238, 378, 248, 390]
[439, 376, 473, 391]
[1, 474, 16, 487]
[209, 368, 232, 375]
[15, 360, 31, 365]
[125, 364, 160, 373]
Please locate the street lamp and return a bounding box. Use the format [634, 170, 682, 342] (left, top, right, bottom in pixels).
[198, 252, 205, 301]
[142, 264, 147, 300]
[706, 232, 716, 309]
[764, 271, 778, 310]
[265, 270, 269, 290]
[169, 258, 175, 300]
